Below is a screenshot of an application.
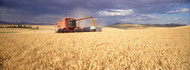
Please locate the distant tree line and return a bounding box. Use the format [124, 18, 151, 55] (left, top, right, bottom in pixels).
[114, 23, 186, 27]
[142, 23, 186, 27]
[0, 25, 39, 29]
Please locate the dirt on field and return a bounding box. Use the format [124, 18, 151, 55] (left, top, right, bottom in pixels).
[0, 26, 190, 70]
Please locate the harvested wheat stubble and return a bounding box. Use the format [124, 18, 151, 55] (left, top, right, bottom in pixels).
[0, 26, 190, 70]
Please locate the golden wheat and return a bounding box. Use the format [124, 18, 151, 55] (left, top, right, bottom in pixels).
[0, 26, 190, 70]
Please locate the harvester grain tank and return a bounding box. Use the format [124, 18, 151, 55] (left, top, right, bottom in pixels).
[56, 16, 102, 33]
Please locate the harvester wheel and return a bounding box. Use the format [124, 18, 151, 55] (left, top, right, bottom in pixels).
[58, 29, 60, 33]
[63, 29, 66, 32]
[58, 29, 63, 33]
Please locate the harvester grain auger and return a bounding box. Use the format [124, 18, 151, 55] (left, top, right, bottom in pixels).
[56, 16, 102, 33]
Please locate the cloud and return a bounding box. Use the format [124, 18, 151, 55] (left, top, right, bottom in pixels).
[0, 0, 189, 15]
[134, 14, 157, 20]
[0, 8, 23, 22]
[98, 9, 133, 16]
[167, 18, 179, 21]
[0, 8, 64, 24]
[0, 0, 190, 24]
[168, 8, 190, 13]
[119, 14, 159, 24]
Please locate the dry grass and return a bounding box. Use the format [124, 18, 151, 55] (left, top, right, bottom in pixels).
[0, 26, 190, 70]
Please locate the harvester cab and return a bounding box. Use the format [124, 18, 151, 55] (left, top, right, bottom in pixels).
[56, 16, 102, 33]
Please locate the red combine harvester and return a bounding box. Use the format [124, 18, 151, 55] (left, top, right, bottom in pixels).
[56, 16, 102, 33]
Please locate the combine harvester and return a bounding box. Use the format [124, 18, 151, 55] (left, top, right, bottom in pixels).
[56, 16, 102, 33]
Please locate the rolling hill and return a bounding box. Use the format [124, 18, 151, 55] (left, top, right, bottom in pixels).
[107, 23, 186, 29]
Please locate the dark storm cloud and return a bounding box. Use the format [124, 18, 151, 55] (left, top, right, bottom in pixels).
[0, 0, 190, 24]
[106, 0, 190, 14]
[0, 0, 189, 15]
[0, 0, 76, 15]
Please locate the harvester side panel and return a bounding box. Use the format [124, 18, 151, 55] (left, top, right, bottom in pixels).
[57, 18, 66, 29]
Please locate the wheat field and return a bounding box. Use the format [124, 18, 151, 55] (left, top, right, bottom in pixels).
[0, 26, 190, 70]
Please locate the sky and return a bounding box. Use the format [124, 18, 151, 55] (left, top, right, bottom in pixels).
[0, 0, 190, 25]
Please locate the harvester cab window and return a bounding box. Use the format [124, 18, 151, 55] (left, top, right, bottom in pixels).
[68, 20, 76, 27]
